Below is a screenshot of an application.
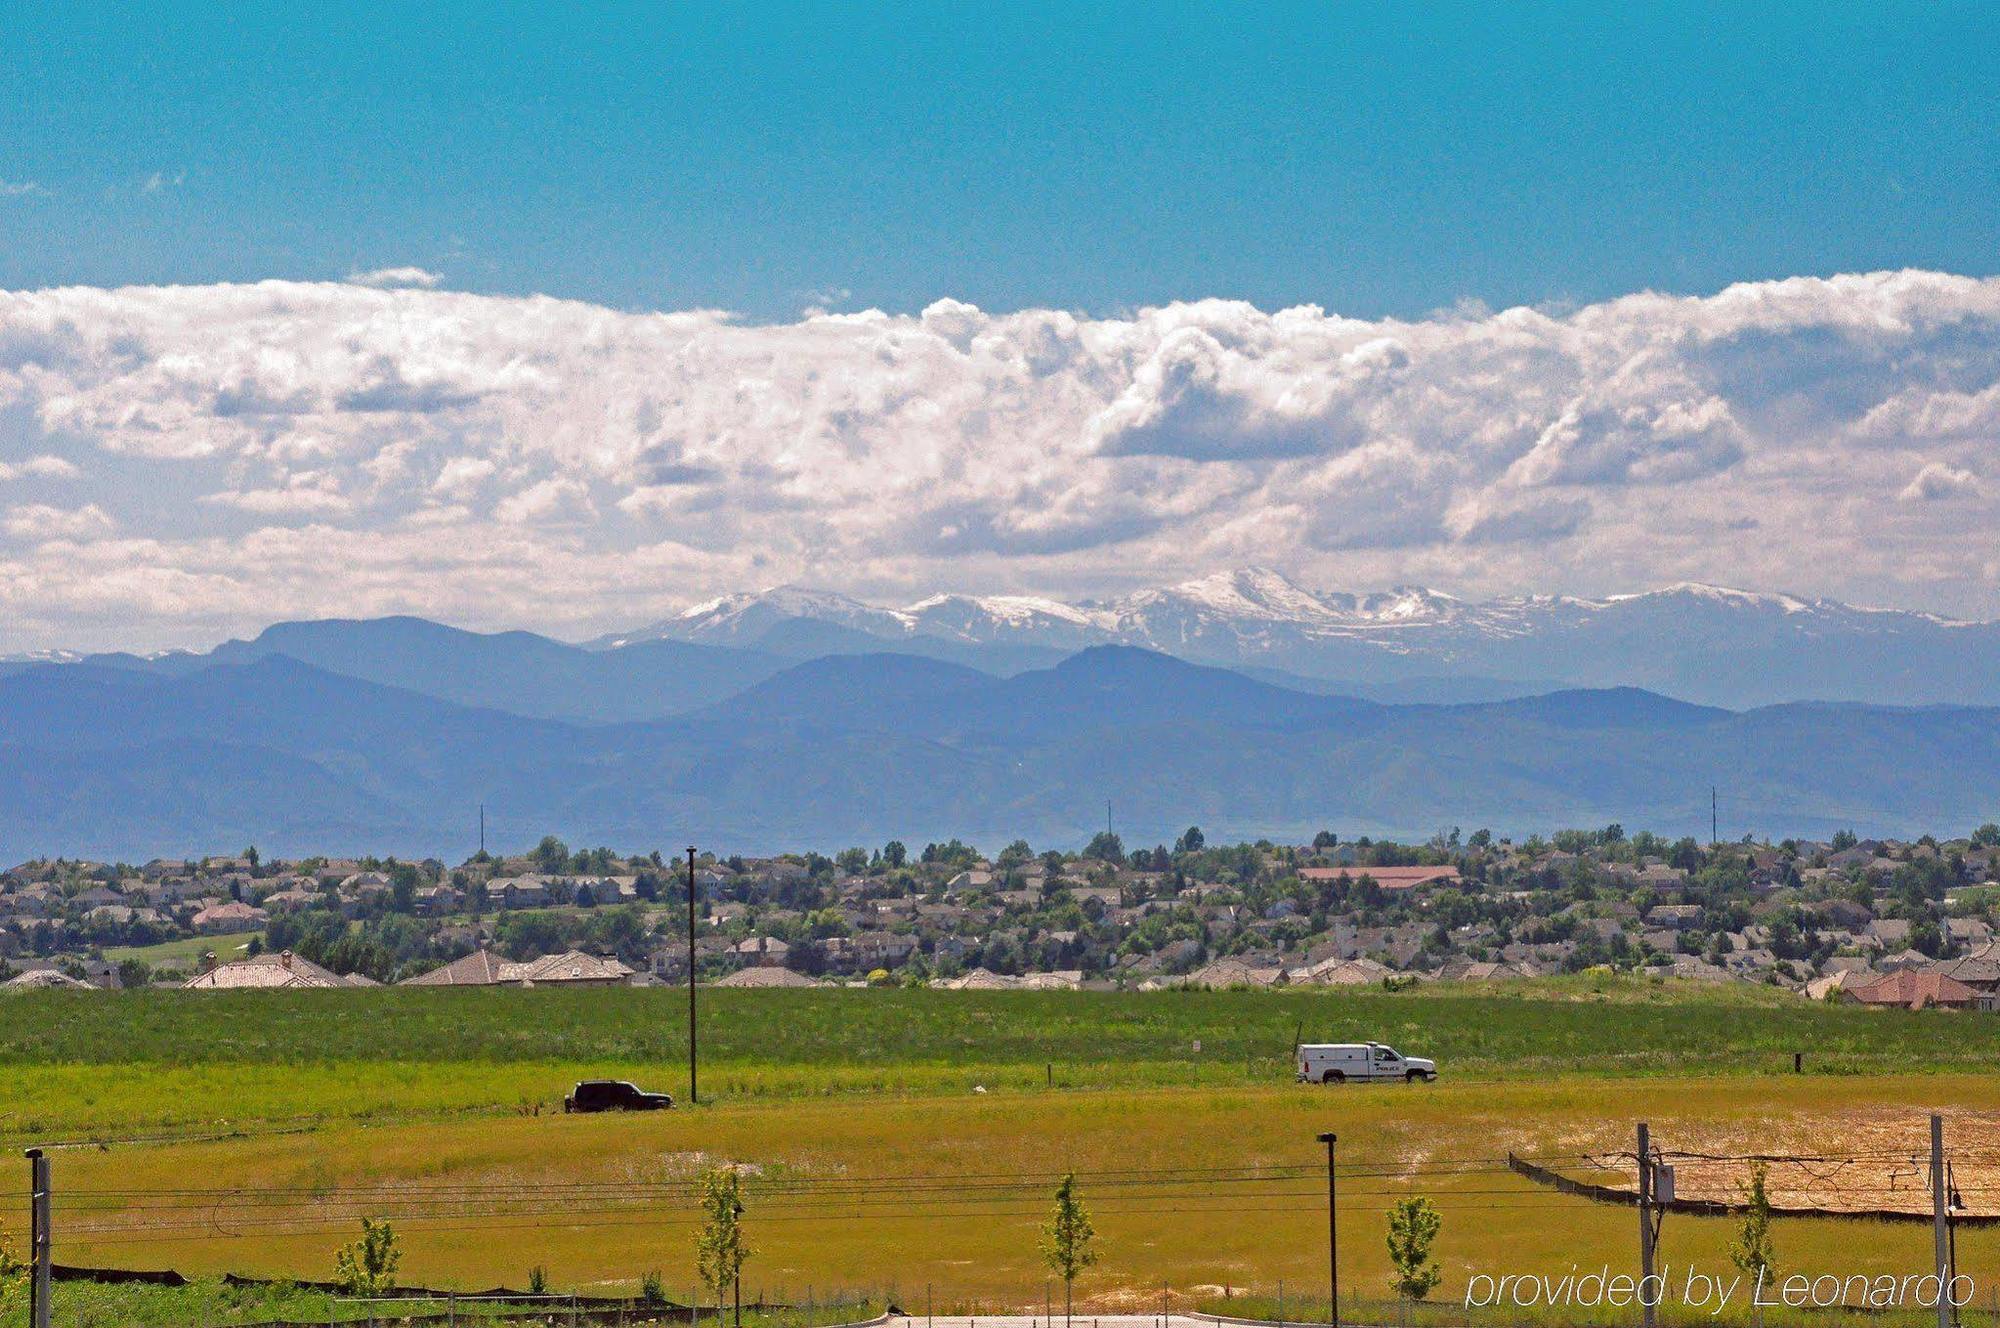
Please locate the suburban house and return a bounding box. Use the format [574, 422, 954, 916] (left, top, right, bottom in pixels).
[1845, 970, 1987, 1011]
[401, 948, 512, 986]
[488, 877, 551, 909]
[399, 948, 634, 986]
[731, 935, 791, 967]
[183, 950, 374, 990]
[191, 900, 269, 934]
[713, 965, 817, 987]
[1298, 866, 1462, 892]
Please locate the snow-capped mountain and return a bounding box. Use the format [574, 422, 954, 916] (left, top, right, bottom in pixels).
[0, 648, 84, 665]
[904, 593, 1117, 648]
[598, 568, 2000, 708]
[595, 587, 917, 650]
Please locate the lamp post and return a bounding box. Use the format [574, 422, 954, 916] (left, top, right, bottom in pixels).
[1317, 1132, 1337, 1328]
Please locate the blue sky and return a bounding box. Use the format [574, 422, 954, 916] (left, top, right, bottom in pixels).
[4, 5, 2000, 651]
[4, 3, 1997, 319]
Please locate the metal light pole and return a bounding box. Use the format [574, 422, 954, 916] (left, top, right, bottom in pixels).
[687, 845, 699, 1106]
[1317, 1132, 1337, 1328]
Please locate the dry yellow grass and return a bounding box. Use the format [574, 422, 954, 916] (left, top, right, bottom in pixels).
[26, 1075, 2000, 1313]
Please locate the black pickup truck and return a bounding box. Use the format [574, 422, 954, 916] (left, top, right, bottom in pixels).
[563, 1079, 674, 1113]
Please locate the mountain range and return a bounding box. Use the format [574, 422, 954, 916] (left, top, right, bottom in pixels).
[3, 639, 1997, 862]
[593, 568, 2000, 709]
[7, 569, 1999, 859]
[13, 569, 2000, 712]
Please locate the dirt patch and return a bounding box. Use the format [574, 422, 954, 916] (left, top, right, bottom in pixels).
[1555, 1106, 2000, 1216]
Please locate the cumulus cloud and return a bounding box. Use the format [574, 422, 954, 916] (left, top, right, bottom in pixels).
[3, 269, 2000, 648]
[0, 455, 80, 482]
[1900, 461, 1981, 502]
[348, 266, 444, 290]
[431, 455, 497, 499]
[201, 470, 353, 516]
[494, 476, 593, 525]
[4, 503, 115, 541]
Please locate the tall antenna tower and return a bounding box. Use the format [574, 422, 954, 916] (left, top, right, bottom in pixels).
[1710, 786, 1718, 845]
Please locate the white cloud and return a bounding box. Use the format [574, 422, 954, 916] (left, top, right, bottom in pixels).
[201, 470, 353, 516]
[3, 503, 115, 541]
[1899, 461, 1981, 503]
[0, 455, 80, 482]
[348, 266, 444, 290]
[493, 476, 593, 525]
[431, 455, 496, 499]
[140, 170, 185, 194]
[0, 179, 47, 198]
[3, 269, 2000, 647]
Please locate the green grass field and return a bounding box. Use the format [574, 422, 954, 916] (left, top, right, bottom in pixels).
[3, 980, 1995, 1326]
[100, 933, 262, 970]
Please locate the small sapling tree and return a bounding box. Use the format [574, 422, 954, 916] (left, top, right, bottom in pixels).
[1040, 1171, 1099, 1327]
[334, 1217, 401, 1297]
[1386, 1197, 1442, 1301]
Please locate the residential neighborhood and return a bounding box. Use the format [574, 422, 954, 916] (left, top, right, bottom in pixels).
[6, 821, 2000, 1007]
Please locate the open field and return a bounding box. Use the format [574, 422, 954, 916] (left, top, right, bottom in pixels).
[6, 982, 1999, 1324]
[0, 1280, 884, 1328]
[6, 978, 1998, 1141]
[17, 1079, 2000, 1313]
[101, 933, 263, 970]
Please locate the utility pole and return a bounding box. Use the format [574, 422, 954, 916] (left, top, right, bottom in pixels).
[27, 1148, 51, 1328]
[1933, 1114, 1950, 1328]
[687, 845, 699, 1106]
[1317, 1132, 1338, 1328]
[1711, 787, 1718, 846]
[477, 804, 486, 857]
[1637, 1123, 1656, 1328]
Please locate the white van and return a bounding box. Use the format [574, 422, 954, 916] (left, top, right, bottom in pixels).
[1296, 1042, 1437, 1084]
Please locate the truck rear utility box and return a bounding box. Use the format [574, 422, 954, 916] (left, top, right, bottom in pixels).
[1296, 1042, 1437, 1083]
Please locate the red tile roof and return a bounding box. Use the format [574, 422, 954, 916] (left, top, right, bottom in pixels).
[1298, 866, 1462, 891]
[1849, 969, 1982, 1009]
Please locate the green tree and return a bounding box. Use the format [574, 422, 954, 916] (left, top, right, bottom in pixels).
[881, 840, 907, 868]
[695, 1166, 751, 1328]
[1082, 832, 1124, 865]
[1175, 826, 1205, 854]
[532, 835, 571, 873]
[1385, 1197, 1442, 1301]
[1039, 1172, 1099, 1326]
[1729, 1163, 1777, 1287]
[334, 1217, 401, 1296]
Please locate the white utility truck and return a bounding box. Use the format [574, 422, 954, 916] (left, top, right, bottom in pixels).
[1296, 1042, 1437, 1084]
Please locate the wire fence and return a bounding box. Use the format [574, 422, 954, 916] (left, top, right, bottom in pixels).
[28, 1139, 2000, 1328]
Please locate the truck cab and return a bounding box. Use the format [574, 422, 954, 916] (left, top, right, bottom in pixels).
[1296, 1041, 1437, 1084]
